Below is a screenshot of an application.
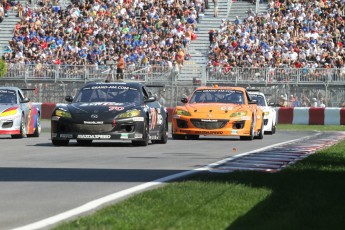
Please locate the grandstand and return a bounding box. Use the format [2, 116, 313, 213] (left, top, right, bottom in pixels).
[0, 0, 345, 107]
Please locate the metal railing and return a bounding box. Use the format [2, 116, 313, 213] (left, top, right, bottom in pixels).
[206, 66, 345, 85]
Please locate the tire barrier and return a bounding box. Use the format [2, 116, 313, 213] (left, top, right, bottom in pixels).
[34, 103, 345, 125]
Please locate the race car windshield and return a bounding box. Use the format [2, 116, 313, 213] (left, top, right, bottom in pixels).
[189, 90, 245, 104]
[0, 90, 17, 104]
[249, 94, 266, 106]
[74, 86, 141, 104]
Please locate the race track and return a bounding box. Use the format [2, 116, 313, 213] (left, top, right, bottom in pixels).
[0, 127, 331, 230]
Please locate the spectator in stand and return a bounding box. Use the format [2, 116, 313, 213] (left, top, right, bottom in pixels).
[116, 54, 125, 81]
[3, 0, 201, 69]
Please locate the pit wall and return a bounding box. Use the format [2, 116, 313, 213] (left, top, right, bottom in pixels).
[34, 103, 345, 125]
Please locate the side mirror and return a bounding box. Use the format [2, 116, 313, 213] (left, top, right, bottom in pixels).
[145, 96, 156, 103]
[181, 97, 188, 103]
[65, 96, 73, 102]
[248, 100, 257, 104]
[21, 98, 30, 103]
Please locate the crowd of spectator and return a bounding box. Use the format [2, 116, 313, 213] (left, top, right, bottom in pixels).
[208, 0, 345, 73]
[2, 0, 204, 68]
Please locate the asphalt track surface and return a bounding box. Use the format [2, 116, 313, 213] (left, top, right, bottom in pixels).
[0, 123, 334, 230]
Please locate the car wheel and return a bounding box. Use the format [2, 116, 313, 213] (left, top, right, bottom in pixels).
[255, 119, 264, 139]
[132, 119, 149, 146]
[28, 116, 41, 137]
[52, 139, 70, 146]
[77, 140, 93, 146]
[272, 123, 276, 134]
[266, 122, 276, 135]
[12, 116, 27, 139]
[240, 121, 254, 140]
[152, 120, 168, 144]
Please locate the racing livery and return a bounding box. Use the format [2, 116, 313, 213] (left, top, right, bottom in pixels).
[0, 87, 41, 138]
[247, 89, 277, 134]
[172, 85, 264, 140]
[51, 82, 168, 146]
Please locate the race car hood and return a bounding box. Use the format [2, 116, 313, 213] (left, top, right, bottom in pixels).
[0, 104, 18, 114]
[65, 102, 138, 120]
[183, 103, 246, 115]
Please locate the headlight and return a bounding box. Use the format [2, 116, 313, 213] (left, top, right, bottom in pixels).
[176, 109, 191, 116]
[116, 109, 141, 119]
[0, 107, 19, 117]
[230, 111, 248, 117]
[55, 109, 72, 118]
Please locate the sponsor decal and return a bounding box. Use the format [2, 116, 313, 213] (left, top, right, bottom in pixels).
[77, 135, 111, 139]
[52, 133, 57, 137]
[84, 121, 104, 125]
[120, 133, 129, 139]
[201, 119, 218, 122]
[51, 116, 60, 121]
[132, 117, 145, 121]
[80, 102, 123, 107]
[195, 131, 224, 134]
[150, 135, 159, 140]
[109, 106, 124, 111]
[60, 134, 73, 138]
[221, 106, 234, 111]
[91, 114, 98, 119]
[179, 130, 193, 133]
[241, 116, 251, 120]
[231, 130, 238, 134]
[90, 85, 130, 90]
[134, 133, 143, 138]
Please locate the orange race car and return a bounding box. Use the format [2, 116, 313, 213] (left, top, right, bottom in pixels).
[172, 85, 265, 140]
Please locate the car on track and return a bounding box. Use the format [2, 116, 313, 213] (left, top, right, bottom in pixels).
[171, 85, 265, 140]
[0, 87, 41, 138]
[51, 82, 169, 146]
[247, 89, 277, 134]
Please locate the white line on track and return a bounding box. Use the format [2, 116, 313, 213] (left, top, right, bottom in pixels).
[12, 132, 321, 230]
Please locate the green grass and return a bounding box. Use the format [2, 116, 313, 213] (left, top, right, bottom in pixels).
[54, 138, 345, 230]
[277, 124, 345, 131]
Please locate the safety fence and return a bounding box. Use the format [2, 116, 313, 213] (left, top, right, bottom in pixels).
[1, 64, 345, 107]
[34, 102, 345, 125]
[4, 64, 345, 86]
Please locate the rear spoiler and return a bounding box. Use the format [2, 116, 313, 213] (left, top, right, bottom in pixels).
[246, 89, 260, 92]
[145, 85, 165, 88]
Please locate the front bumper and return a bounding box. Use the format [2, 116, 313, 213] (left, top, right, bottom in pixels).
[0, 116, 21, 135]
[51, 117, 146, 141]
[172, 115, 253, 136]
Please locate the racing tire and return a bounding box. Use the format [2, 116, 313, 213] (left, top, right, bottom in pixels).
[52, 139, 70, 146]
[172, 133, 186, 140]
[186, 135, 199, 140]
[28, 116, 41, 137]
[240, 121, 254, 140]
[266, 123, 276, 135]
[272, 124, 276, 134]
[152, 120, 168, 144]
[77, 140, 93, 146]
[132, 119, 149, 146]
[255, 119, 264, 140]
[12, 116, 27, 139]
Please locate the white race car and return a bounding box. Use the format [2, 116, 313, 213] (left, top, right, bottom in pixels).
[0, 87, 41, 138]
[248, 90, 277, 134]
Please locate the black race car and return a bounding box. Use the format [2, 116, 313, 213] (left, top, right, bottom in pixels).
[51, 82, 168, 146]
